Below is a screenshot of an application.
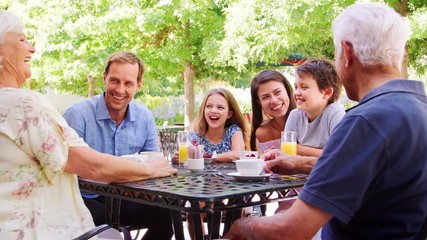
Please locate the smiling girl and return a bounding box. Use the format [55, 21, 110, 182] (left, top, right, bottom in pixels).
[190, 88, 248, 162]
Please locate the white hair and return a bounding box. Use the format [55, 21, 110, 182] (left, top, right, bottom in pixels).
[332, 3, 409, 67]
[0, 10, 25, 44]
[0, 10, 25, 68]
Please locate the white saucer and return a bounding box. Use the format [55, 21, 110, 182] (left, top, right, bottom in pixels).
[227, 172, 271, 181]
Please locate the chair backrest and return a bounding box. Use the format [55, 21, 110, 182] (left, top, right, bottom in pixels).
[73, 224, 132, 240]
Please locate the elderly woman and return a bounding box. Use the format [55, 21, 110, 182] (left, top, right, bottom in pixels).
[0, 10, 177, 239]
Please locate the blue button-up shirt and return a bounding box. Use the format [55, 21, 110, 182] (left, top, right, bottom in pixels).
[63, 92, 159, 156]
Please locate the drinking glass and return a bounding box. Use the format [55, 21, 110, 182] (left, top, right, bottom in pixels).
[177, 131, 190, 166]
[281, 131, 297, 155]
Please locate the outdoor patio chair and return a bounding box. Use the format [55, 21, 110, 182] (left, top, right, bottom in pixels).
[72, 223, 132, 240]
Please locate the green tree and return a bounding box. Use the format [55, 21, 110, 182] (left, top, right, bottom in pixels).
[212, 0, 352, 70]
[2, 0, 250, 123]
[1, 0, 425, 119]
[134, 0, 256, 123]
[135, 0, 229, 123]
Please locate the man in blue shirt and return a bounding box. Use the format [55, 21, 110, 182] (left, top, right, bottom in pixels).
[225, 3, 427, 240]
[64, 51, 173, 240]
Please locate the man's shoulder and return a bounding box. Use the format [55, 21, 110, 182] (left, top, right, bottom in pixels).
[351, 91, 407, 115]
[130, 101, 150, 110]
[343, 91, 423, 130]
[129, 101, 152, 116]
[64, 95, 100, 118]
[69, 95, 100, 109]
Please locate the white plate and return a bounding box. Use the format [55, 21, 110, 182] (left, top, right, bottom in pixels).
[227, 172, 271, 181]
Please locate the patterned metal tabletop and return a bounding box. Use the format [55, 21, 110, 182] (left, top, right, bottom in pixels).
[79, 163, 307, 213]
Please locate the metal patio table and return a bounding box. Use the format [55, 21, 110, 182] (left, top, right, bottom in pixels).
[79, 163, 307, 240]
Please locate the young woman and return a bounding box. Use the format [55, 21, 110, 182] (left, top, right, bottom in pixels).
[250, 70, 296, 152]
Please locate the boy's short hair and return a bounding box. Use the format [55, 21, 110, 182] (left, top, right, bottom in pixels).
[296, 59, 342, 104]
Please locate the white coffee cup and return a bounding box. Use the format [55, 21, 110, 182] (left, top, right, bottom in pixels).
[187, 158, 204, 171]
[121, 154, 149, 163]
[235, 159, 264, 176]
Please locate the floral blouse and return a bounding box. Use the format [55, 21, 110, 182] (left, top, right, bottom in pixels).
[0, 88, 94, 239]
[190, 124, 242, 156]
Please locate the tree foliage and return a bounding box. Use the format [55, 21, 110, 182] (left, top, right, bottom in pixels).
[1, 0, 426, 97]
[213, 0, 346, 71]
[214, 0, 426, 76]
[406, 6, 427, 75]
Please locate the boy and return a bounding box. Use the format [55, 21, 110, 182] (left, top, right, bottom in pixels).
[286, 59, 345, 157]
[275, 59, 346, 227]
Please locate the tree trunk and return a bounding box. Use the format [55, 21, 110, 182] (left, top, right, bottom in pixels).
[395, 0, 409, 79]
[395, 0, 409, 16]
[87, 75, 95, 97]
[401, 46, 409, 79]
[184, 60, 195, 126]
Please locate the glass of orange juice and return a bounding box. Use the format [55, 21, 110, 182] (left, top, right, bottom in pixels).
[177, 131, 190, 166]
[281, 131, 297, 155]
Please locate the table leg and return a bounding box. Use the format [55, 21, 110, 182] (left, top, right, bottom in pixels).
[171, 210, 185, 240]
[105, 197, 121, 224]
[188, 213, 204, 240]
[222, 209, 242, 236]
[209, 211, 221, 239]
